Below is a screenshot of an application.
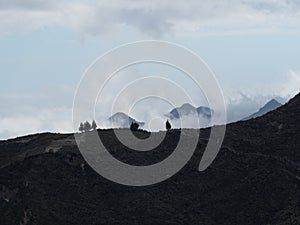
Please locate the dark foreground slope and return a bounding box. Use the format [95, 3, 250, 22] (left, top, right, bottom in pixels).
[1, 94, 300, 225]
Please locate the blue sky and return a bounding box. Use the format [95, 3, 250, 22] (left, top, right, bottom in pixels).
[1, 0, 300, 139]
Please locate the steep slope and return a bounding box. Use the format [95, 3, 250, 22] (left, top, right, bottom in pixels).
[243, 99, 282, 121]
[0, 94, 300, 225]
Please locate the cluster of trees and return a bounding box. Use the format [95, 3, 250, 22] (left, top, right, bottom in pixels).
[79, 120, 97, 132]
[130, 122, 139, 131]
[79, 120, 172, 132]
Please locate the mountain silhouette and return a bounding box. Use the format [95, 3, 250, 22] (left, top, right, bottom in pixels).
[1, 93, 300, 224]
[243, 99, 282, 121]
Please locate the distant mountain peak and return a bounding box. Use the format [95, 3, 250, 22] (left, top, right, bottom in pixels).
[243, 98, 282, 121]
[166, 103, 213, 120]
[264, 99, 281, 107]
[181, 103, 196, 109]
[108, 112, 144, 128]
[197, 106, 213, 118]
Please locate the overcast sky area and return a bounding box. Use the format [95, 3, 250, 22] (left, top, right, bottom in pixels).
[1, 0, 300, 139]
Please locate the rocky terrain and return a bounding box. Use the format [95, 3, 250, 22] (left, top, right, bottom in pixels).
[0, 93, 300, 225]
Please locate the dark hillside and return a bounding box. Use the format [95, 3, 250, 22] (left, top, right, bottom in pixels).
[0, 94, 300, 225]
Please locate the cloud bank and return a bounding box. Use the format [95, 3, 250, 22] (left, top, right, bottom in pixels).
[1, 69, 299, 140]
[1, 0, 300, 36]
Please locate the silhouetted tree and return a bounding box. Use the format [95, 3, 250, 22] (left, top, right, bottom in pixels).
[166, 120, 171, 131]
[79, 122, 84, 132]
[130, 122, 139, 131]
[83, 121, 92, 132]
[92, 120, 97, 130]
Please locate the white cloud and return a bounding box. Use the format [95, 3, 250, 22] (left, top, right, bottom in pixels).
[0, 85, 74, 140]
[222, 69, 300, 122]
[225, 93, 278, 122]
[0, 107, 72, 140]
[280, 70, 300, 97]
[1, 0, 300, 37]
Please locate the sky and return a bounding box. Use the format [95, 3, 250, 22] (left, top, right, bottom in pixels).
[1, 0, 300, 139]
